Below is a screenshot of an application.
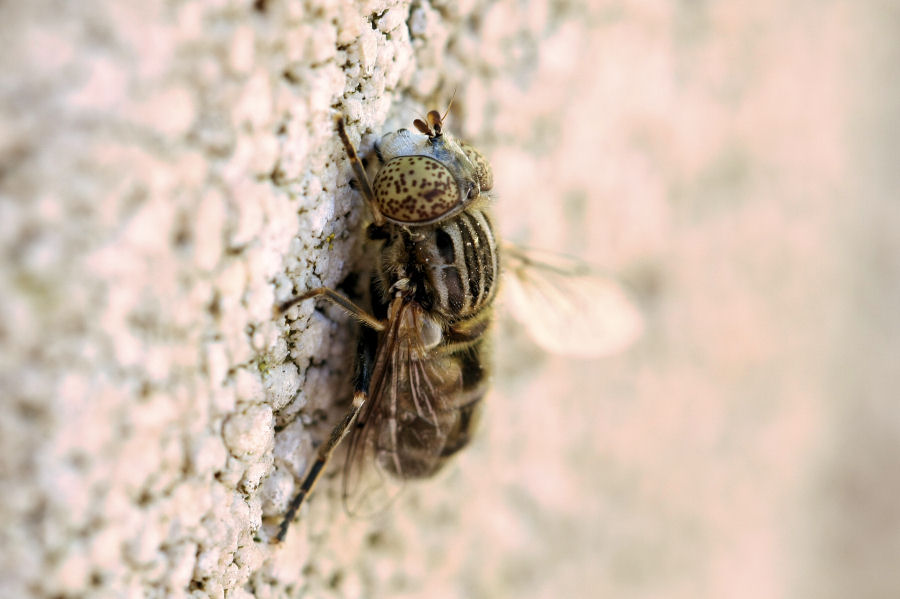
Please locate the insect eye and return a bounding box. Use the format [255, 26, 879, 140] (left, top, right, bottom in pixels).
[373, 156, 462, 224]
[458, 142, 493, 192]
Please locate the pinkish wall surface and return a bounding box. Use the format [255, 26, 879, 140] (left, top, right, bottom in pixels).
[1, 0, 898, 597]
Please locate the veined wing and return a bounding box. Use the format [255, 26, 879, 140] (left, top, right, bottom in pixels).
[342, 298, 462, 517]
[502, 244, 644, 358]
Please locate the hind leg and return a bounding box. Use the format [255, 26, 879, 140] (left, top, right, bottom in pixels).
[274, 325, 378, 542]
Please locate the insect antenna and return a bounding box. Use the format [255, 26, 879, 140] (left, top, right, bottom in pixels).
[440, 88, 457, 125]
[413, 90, 456, 138]
[412, 115, 433, 136]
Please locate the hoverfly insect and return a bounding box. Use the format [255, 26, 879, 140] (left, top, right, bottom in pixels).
[273, 109, 643, 542]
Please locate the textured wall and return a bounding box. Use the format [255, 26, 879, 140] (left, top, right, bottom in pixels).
[2, 0, 899, 598]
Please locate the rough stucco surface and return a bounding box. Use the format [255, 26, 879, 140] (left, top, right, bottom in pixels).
[2, 0, 899, 598]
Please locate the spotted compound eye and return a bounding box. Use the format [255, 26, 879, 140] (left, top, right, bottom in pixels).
[372, 155, 462, 224]
[459, 142, 493, 192]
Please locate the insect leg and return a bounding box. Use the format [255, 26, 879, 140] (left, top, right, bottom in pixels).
[275, 329, 377, 542]
[334, 115, 384, 226]
[274, 391, 367, 541]
[274, 287, 384, 332]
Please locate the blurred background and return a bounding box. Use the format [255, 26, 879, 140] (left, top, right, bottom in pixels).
[380, 2, 900, 598]
[1, 0, 898, 597]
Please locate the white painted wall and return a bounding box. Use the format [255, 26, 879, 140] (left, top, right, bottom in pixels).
[1, 1, 897, 597]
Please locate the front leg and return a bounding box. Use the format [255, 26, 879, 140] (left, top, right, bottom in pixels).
[334, 115, 384, 227]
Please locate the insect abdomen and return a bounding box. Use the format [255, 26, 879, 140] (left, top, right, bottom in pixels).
[434, 331, 489, 462]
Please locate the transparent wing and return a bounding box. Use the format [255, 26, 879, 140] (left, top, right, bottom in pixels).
[342, 300, 460, 517]
[502, 244, 644, 358]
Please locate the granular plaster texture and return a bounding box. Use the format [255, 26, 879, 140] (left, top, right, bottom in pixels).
[2, 1, 900, 598]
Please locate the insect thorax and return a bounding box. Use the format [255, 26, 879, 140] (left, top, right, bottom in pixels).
[373, 206, 499, 323]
